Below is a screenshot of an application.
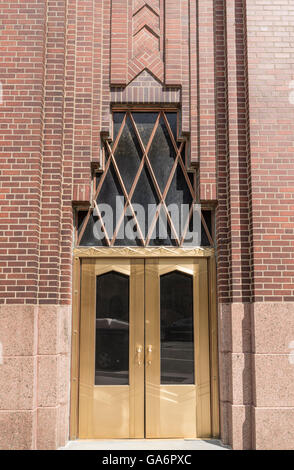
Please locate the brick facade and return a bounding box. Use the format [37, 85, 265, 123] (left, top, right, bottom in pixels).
[0, 0, 293, 450]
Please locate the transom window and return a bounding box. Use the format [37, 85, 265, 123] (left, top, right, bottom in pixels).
[77, 111, 213, 247]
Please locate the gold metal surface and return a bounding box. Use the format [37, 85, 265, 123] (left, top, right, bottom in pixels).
[73, 246, 214, 259]
[209, 256, 220, 437]
[147, 345, 153, 365]
[136, 346, 143, 366]
[77, 110, 214, 248]
[70, 256, 81, 439]
[145, 258, 211, 438]
[195, 259, 211, 437]
[78, 258, 145, 438]
[73, 252, 218, 440]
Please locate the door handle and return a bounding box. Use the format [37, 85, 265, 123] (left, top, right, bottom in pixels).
[136, 345, 143, 366]
[147, 345, 152, 365]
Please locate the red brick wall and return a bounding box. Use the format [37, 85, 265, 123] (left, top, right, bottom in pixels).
[0, 0, 104, 305]
[215, 0, 252, 304]
[217, 0, 294, 451]
[0, 0, 222, 309]
[0, 0, 294, 451]
[246, 0, 294, 450]
[0, 0, 46, 305]
[1, 3, 292, 313]
[216, 0, 294, 305]
[247, 0, 294, 302]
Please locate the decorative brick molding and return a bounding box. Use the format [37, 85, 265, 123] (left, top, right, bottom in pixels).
[108, 0, 217, 195]
[1, 0, 294, 451]
[111, 70, 180, 105]
[72, 184, 91, 205]
[198, 0, 217, 199]
[111, 0, 164, 85]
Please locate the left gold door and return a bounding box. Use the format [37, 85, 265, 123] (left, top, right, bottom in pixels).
[79, 258, 145, 438]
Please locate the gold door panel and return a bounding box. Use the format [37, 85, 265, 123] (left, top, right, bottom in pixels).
[79, 258, 145, 439]
[78, 257, 211, 439]
[145, 258, 211, 438]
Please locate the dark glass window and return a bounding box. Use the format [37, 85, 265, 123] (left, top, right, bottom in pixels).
[160, 271, 195, 384]
[95, 272, 129, 385]
[77, 111, 213, 247]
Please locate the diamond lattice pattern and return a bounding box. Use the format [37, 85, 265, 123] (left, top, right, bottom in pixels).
[78, 111, 213, 247]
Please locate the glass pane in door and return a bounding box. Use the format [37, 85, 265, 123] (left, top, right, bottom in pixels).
[95, 271, 129, 385]
[160, 271, 194, 384]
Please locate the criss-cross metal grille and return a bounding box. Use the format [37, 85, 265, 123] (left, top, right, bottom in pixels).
[77, 111, 213, 247]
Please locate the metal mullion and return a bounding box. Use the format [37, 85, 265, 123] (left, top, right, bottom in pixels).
[144, 202, 163, 246]
[105, 141, 146, 246]
[92, 156, 112, 203]
[180, 171, 197, 247]
[92, 112, 135, 246]
[111, 113, 161, 246]
[91, 113, 127, 203]
[180, 167, 215, 246]
[111, 209, 127, 246]
[201, 211, 214, 247]
[145, 142, 184, 246]
[154, 159, 182, 246]
[162, 111, 196, 199]
[139, 156, 175, 245]
[177, 168, 213, 246]
[110, 157, 146, 245]
[77, 154, 113, 245]
[77, 167, 113, 246]
[77, 209, 92, 246]
[111, 113, 160, 245]
[162, 112, 195, 206]
[178, 154, 196, 200]
[180, 202, 195, 247]
[162, 206, 181, 246]
[93, 200, 111, 247]
[112, 112, 128, 155]
[162, 142, 184, 200]
[162, 112, 195, 198]
[160, 141, 186, 246]
[128, 112, 146, 156]
[145, 200, 180, 247]
[145, 176, 179, 246]
[127, 112, 161, 203]
[162, 111, 179, 155]
[130, 111, 179, 246]
[144, 157, 164, 203]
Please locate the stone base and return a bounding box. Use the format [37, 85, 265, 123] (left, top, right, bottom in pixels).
[1, 302, 294, 449]
[0, 305, 71, 450]
[219, 302, 294, 450]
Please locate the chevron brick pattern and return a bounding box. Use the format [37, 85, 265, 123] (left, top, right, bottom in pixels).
[129, 0, 164, 83]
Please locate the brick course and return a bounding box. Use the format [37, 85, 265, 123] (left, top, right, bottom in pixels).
[0, 0, 293, 450]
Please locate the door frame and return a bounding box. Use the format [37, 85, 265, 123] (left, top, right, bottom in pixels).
[70, 246, 219, 440]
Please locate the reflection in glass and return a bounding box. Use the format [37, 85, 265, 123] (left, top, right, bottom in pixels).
[160, 271, 195, 384]
[113, 114, 142, 193]
[95, 272, 129, 385]
[78, 111, 207, 248]
[148, 115, 176, 193]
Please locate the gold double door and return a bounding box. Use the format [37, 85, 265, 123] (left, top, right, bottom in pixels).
[79, 257, 211, 439]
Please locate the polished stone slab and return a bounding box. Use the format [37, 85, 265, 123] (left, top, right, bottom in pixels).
[60, 439, 229, 451]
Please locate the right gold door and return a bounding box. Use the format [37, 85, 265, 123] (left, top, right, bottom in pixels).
[145, 258, 211, 438]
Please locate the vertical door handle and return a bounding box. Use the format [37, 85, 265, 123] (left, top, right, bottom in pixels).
[136, 345, 143, 366]
[147, 345, 152, 365]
